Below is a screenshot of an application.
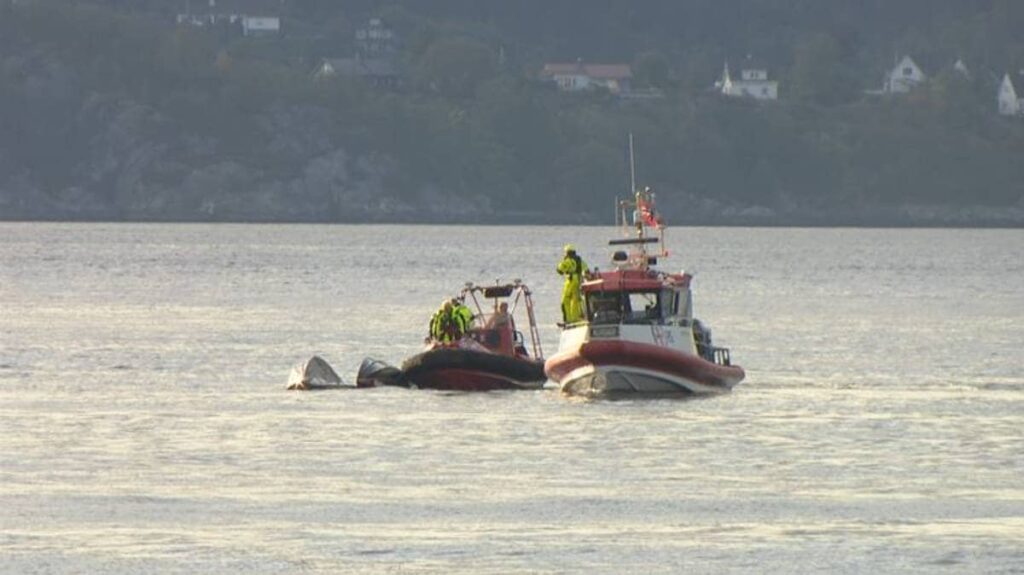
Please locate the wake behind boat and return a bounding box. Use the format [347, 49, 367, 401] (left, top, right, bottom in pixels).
[544, 141, 745, 397]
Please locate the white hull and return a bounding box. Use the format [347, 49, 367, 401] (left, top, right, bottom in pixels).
[559, 363, 733, 397]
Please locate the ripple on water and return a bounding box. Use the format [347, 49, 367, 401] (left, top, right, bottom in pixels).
[1, 224, 1022, 574]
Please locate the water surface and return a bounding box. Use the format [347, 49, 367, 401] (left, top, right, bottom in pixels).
[1, 223, 1022, 573]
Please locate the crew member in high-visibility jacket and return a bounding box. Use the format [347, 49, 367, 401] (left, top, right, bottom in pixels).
[451, 297, 474, 334]
[429, 300, 457, 342]
[556, 244, 589, 324]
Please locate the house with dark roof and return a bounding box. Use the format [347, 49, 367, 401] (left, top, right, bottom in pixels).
[540, 62, 633, 95]
[881, 55, 927, 94]
[314, 57, 401, 89]
[355, 18, 399, 57]
[715, 58, 778, 101]
[313, 18, 401, 89]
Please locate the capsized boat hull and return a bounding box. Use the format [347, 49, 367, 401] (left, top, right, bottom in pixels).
[286, 355, 348, 390]
[545, 339, 745, 397]
[401, 347, 546, 391]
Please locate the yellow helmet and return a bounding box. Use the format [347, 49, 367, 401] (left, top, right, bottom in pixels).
[564, 244, 576, 254]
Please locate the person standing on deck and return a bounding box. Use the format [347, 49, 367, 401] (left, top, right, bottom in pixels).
[557, 244, 589, 324]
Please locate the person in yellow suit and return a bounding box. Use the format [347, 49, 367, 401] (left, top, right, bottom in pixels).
[429, 300, 457, 342]
[450, 297, 474, 335]
[556, 244, 589, 324]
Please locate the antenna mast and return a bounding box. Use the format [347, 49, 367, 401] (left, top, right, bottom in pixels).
[628, 132, 636, 194]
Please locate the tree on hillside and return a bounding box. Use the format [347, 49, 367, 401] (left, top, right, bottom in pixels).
[788, 33, 859, 106]
[632, 51, 673, 90]
[413, 37, 497, 98]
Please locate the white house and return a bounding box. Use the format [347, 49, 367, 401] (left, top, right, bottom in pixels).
[242, 16, 280, 36]
[883, 55, 926, 93]
[314, 57, 401, 89]
[997, 73, 1022, 116]
[540, 62, 633, 95]
[355, 18, 398, 56]
[716, 61, 778, 101]
[312, 18, 402, 89]
[176, 0, 281, 36]
[953, 58, 971, 79]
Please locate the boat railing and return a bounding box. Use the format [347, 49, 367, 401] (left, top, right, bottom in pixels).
[558, 319, 589, 329]
[462, 280, 544, 360]
[712, 347, 732, 367]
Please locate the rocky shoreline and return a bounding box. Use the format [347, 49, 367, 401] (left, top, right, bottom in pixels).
[4, 188, 1022, 228]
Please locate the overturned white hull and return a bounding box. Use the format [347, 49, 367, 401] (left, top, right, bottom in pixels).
[287, 355, 346, 390]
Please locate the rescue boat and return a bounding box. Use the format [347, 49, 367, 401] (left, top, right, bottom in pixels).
[361, 281, 547, 391]
[544, 150, 744, 397]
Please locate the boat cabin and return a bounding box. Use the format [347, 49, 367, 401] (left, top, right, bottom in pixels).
[459, 281, 543, 360]
[548, 139, 738, 379]
[579, 269, 729, 365]
[582, 270, 693, 326]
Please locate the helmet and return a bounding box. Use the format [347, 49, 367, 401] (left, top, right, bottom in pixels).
[564, 244, 576, 254]
[442, 300, 453, 310]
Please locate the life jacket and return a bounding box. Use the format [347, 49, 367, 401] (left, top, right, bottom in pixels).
[451, 304, 470, 331]
[560, 253, 585, 282]
[434, 307, 466, 342]
[430, 310, 454, 342]
[569, 253, 584, 281]
[429, 311, 442, 339]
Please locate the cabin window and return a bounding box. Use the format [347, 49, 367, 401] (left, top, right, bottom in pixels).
[587, 291, 668, 324]
[675, 289, 693, 323]
[660, 289, 677, 317]
[586, 292, 622, 324]
[625, 292, 662, 323]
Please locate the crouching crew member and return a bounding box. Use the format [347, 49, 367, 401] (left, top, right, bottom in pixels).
[451, 297, 474, 335]
[429, 300, 458, 342]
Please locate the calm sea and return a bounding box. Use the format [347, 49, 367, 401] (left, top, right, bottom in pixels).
[1, 223, 1022, 574]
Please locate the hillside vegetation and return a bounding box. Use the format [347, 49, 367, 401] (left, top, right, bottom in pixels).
[1, 0, 1023, 225]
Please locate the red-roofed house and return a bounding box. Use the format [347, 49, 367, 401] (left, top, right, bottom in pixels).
[540, 62, 632, 95]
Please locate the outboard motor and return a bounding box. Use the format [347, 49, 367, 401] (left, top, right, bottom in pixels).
[355, 357, 403, 388]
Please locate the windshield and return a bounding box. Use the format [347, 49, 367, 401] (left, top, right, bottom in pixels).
[586, 291, 664, 324]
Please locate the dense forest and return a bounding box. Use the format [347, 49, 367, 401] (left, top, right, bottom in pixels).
[1, 0, 1023, 225]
